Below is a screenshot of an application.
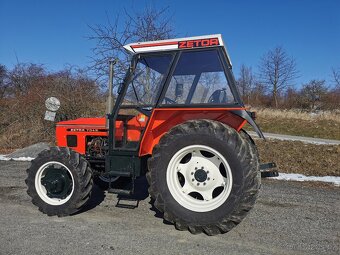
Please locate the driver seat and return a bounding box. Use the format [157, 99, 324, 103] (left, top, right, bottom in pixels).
[208, 89, 227, 104]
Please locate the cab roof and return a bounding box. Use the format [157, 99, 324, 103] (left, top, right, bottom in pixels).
[124, 34, 232, 66]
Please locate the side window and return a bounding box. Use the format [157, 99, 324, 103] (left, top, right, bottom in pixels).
[163, 50, 235, 105]
[123, 54, 173, 106]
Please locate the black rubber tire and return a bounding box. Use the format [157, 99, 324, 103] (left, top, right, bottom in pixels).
[25, 147, 93, 216]
[147, 119, 260, 235]
[240, 129, 259, 158]
[240, 129, 261, 186]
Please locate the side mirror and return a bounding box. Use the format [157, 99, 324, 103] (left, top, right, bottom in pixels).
[175, 83, 183, 98]
[44, 97, 61, 122]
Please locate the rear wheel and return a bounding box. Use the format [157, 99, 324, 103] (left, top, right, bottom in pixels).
[25, 147, 93, 216]
[147, 120, 260, 235]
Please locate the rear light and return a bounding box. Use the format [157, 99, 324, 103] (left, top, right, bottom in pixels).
[249, 111, 256, 120]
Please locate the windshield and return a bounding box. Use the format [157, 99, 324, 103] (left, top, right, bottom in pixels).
[122, 54, 173, 106]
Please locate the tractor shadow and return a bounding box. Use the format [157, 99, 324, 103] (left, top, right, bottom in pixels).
[115, 176, 149, 209]
[73, 184, 106, 215]
[115, 177, 171, 225]
[73, 176, 171, 226]
[148, 199, 172, 225]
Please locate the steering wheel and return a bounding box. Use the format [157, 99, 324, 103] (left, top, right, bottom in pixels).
[164, 96, 176, 104]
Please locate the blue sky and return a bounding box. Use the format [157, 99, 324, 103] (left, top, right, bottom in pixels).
[0, 0, 339, 86]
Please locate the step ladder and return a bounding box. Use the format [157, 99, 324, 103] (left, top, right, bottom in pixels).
[104, 170, 135, 195]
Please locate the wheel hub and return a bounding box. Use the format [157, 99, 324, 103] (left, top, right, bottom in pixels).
[41, 167, 72, 199]
[194, 169, 208, 182]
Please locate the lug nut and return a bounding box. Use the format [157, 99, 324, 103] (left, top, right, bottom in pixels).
[203, 182, 206, 186]
[191, 172, 194, 175]
[195, 167, 197, 170]
[207, 177, 210, 181]
[197, 183, 200, 186]
[206, 171, 209, 174]
[192, 178, 195, 182]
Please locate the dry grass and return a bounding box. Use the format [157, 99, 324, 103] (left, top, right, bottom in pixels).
[256, 139, 340, 176]
[247, 108, 340, 140]
[252, 108, 340, 122]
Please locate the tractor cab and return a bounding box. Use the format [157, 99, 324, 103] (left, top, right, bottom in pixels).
[115, 35, 263, 141]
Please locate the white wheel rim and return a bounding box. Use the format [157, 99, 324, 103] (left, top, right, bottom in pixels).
[35, 161, 75, 206]
[166, 145, 233, 212]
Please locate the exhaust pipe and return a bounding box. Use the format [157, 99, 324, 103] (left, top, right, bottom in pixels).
[106, 60, 117, 128]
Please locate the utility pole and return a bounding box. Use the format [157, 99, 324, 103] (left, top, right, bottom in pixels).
[106, 59, 116, 128]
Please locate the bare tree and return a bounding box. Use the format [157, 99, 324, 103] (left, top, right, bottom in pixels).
[283, 87, 300, 109]
[251, 81, 269, 106]
[7, 63, 45, 96]
[0, 64, 8, 99]
[88, 7, 175, 86]
[258, 46, 298, 108]
[300, 79, 328, 111]
[0, 63, 103, 149]
[332, 67, 340, 88]
[237, 64, 254, 105]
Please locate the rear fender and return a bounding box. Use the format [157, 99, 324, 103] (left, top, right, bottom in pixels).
[139, 108, 250, 156]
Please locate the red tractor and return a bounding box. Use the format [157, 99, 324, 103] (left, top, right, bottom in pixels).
[26, 34, 267, 235]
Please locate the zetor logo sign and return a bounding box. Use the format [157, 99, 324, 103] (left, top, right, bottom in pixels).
[178, 38, 220, 48]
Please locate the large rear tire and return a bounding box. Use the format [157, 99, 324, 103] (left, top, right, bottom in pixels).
[147, 120, 260, 235]
[25, 147, 93, 216]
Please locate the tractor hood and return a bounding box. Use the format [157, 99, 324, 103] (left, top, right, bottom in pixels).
[57, 117, 106, 128]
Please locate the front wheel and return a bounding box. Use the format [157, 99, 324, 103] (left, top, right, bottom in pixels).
[25, 147, 93, 216]
[147, 120, 260, 235]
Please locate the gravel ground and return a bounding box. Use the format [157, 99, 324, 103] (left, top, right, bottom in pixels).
[0, 161, 339, 255]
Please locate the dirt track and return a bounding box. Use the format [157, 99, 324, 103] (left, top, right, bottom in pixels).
[0, 161, 339, 255]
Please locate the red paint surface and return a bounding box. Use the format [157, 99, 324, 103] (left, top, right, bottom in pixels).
[56, 108, 247, 156]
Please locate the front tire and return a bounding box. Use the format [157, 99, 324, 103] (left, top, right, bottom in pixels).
[147, 120, 260, 235]
[25, 147, 93, 216]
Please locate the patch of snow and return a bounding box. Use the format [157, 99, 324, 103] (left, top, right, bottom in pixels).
[0, 155, 10, 161]
[0, 155, 34, 161]
[269, 173, 340, 186]
[11, 157, 34, 161]
[7, 142, 49, 158]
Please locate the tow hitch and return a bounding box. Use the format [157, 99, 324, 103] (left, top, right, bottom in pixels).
[260, 162, 279, 177]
